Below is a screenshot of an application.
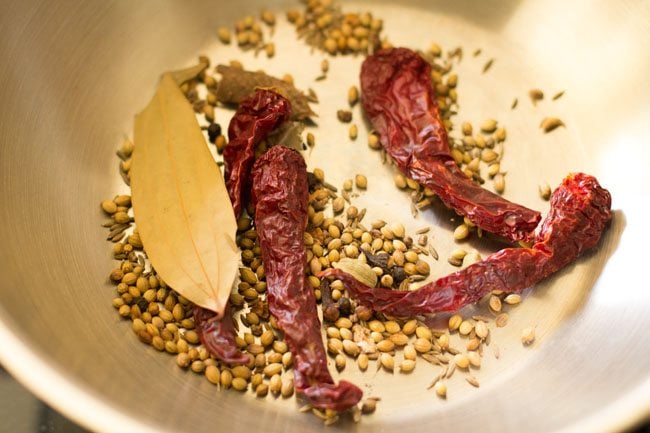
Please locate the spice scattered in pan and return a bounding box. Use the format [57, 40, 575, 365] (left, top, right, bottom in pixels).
[482, 58, 494, 73]
[217, 27, 232, 44]
[434, 382, 447, 398]
[540, 117, 565, 133]
[337, 109, 352, 123]
[529, 89, 544, 105]
[521, 327, 536, 345]
[287, 0, 384, 55]
[99, 0, 612, 423]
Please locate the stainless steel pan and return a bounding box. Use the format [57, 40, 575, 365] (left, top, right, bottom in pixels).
[1, 1, 649, 432]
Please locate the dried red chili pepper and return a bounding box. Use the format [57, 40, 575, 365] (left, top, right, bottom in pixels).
[321, 173, 611, 316]
[194, 304, 249, 364]
[224, 89, 291, 218]
[251, 145, 363, 412]
[360, 47, 541, 242]
[195, 89, 291, 365]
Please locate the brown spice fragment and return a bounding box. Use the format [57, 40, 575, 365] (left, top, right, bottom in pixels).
[511, 98, 518, 110]
[216, 65, 315, 119]
[482, 58, 494, 73]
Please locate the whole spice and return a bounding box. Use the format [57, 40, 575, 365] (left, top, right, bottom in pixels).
[482, 58, 494, 73]
[287, 2, 383, 56]
[265, 43, 276, 58]
[216, 65, 315, 120]
[104, 13, 615, 418]
[348, 86, 359, 106]
[261, 9, 276, 26]
[168, 61, 209, 86]
[332, 259, 377, 288]
[529, 89, 544, 105]
[361, 398, 377, 414]
[321, 173, 611, 315]
[504, 294, 522, 305]
[224, 89, 292, 218]
[434, 382, 447, 398]
[321, 279, 340, 322]
[100, 199, 117, 214]
[337, 110, 352, 123]
[480, 119, 497, 133]
[130, 68, 239, 316]
[251, 146, 362, 412]
[360, 48, 541, 242]
[355, 174, 368, 189]
[466, 376, 480, 387]
[194, 305, 249, 364]
[349, 124, 358, 140]
[196, 90, 291, 364]
[217, 27, 231, 44]
[207, 123, 222, 143]
[521, 327, 536, 345]
[540, 117, 565, 133]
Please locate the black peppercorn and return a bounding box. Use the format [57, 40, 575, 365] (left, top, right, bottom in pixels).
[207, 123, 222, 143]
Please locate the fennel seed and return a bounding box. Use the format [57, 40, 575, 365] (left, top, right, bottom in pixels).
[466, 376, 480, 387]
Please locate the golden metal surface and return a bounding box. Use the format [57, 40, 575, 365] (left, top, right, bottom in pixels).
[0, 1, 649, 432]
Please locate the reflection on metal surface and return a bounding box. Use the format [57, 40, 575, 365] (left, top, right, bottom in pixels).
[0, 1, 649, 433]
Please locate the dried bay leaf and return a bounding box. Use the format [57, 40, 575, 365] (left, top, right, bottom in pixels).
[131, 73, 238, 318]
[216, 65, 316, 120]
[169, 60, 209, 86]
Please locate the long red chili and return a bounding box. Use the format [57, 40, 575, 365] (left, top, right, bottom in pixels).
[321, 173, 611, 316]
[195, 89, 292, 365]
[224, 89, 292, 218]
[360, 47, 541, 242]
[251, 145, 363, 412]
